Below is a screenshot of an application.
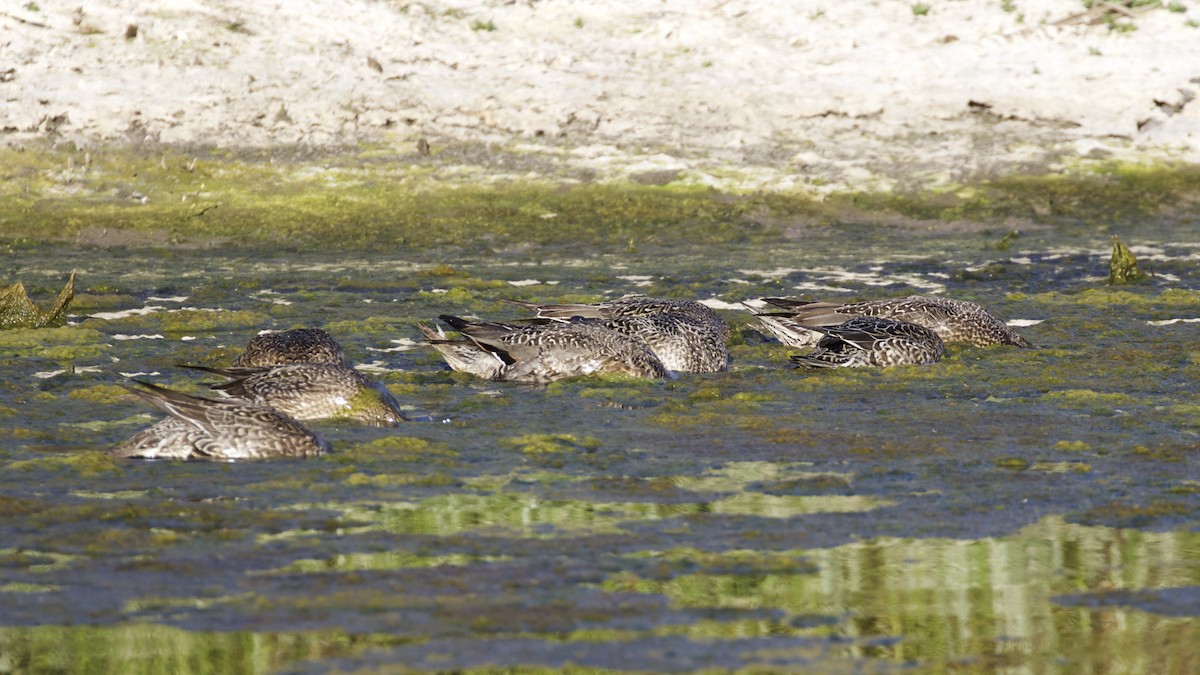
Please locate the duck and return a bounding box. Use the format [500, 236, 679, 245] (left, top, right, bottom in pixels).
[231, 328, 349, 367]
[419, 314, 669, 384]
[504, 296, 732, 341]
[594, 314, 730, 373]
[790, 316, 945, 369]
[753, 295, 1031, 348]
[181, 363, 405, 427]
[504, 296, 731, 372]
[111, 380, 330, 460]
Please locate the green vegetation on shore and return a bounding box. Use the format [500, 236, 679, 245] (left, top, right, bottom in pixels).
[1, 143, 1197, 253]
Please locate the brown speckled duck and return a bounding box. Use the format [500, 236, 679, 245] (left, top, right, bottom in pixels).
[504, 297, 731, 372]
[789, 316, 946, 369]
[505, 296, 732, 341]
[111, 380, 331, 461]
[753, 295, 1031, 348]
[419, 314, 669, 384]
[231, 328, 349, 367]
[182, 363, 405, 427]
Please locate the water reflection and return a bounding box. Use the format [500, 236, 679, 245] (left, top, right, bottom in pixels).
[608, 517, 1198, 672]
[0, 625, 406, 674]
[2, 232, 1198, 672]
[2, 503, 1193, 673]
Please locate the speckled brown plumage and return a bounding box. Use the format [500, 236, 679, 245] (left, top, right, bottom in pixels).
[504, 296, 732, 342]
[591, 314, 729, 373]
[789, 316, 945, 369]
[183, 363, 404, 427]
[504, 297, 731, 372]
[419, 315, 669, 384]
[755, 295, 1031, 348]
[111, 380, 330, 460]
[231, 328, 349, 367]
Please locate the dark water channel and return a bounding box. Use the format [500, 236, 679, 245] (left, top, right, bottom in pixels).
[0, 222, 1197, 673]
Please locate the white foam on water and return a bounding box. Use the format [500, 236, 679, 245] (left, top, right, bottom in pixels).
[1146, 318, 1200, 326]
[35, 365, 105, 379]
[355, 360, 406, 374]
[1037, 244, 1200, 262]
[89, 305, 165, 320]
[365, 338, 420, 353]
[697, 298, 745, 310]
[253, 290, 293, 305]
[738, 267, 801, 281]
[740, 265, 951, 294]
[791, 282, 857, 293]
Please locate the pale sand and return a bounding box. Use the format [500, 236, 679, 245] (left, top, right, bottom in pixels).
[3, 0, 1198, 191]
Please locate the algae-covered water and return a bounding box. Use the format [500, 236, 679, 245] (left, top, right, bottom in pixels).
[1, 211, 1198, 673]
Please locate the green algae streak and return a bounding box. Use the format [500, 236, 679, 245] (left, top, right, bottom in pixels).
[2, 144, 1199, 253]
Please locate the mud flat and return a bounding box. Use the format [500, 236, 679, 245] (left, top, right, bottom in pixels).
[2, 0, 1199, 194]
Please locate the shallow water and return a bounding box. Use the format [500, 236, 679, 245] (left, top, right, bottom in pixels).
[1, 221, 1198, 673]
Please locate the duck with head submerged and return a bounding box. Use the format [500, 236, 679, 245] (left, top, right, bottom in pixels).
[232, 327, 350, 367]
[221, 327, 403, 424]
[751, 295, 1031, 349]
[111, 380, 331, 461]
[789, 316, 946, 369]
[181, 363, 405, 427]
[503, 296, 731, 373]
[419, 314, 669, 384]
[504, 296, 732, 340]
[112, 327, 403, 459]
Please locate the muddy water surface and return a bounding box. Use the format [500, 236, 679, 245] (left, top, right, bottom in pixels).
[0, 222, 1197, 673]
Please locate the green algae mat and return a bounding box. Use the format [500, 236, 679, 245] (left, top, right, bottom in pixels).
[0, 159, 1198, 673]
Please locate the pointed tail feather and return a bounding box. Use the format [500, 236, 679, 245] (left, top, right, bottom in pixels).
[123, 380, 224, 434]
[762, 297, 816, 310]
[416, 322, 448, 342]
[499, 298, 540, 311]
[437, 314, 472, 332]
[789, 354, 841, 369]
[178, 364, 270, 379]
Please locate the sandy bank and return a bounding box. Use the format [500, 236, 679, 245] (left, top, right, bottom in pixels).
[3, 0, 1199, 191]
